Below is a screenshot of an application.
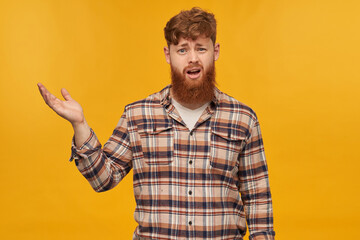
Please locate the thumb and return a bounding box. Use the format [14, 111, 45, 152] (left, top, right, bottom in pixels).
[61, 88, 73, 101]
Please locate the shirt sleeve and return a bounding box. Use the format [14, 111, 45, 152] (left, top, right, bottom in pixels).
[238, 118, 275, 240]
[69, 111, 133, 192]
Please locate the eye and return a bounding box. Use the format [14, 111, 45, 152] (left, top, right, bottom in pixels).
[198, 47, 207, 52]
[177, 48, 186, 54]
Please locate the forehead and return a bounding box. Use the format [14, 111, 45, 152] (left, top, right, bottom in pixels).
[174, 36, 213, 47]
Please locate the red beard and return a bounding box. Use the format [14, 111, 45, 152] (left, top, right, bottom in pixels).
[171, 62, 216, 105]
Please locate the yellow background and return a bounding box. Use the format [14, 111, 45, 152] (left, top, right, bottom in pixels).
[1, 0, 359, 239]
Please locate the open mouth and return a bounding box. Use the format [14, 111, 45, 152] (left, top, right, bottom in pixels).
[186, 68, 202, 79]
[187, 69, 201, 75]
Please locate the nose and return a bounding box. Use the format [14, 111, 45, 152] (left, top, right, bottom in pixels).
[188, 50, 199, 64]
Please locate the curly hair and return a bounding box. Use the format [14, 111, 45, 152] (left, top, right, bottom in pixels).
[164, 7, 217, 46]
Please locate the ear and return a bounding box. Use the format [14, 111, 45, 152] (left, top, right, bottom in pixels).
[214, 43, 220, 61]
[164, 46, 171, 64]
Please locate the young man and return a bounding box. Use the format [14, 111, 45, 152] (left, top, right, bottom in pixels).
[38, 7, 275, 240]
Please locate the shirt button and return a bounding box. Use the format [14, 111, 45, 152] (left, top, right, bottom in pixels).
[188, 190, 192, 195]
[189, 221, 192, 226]
[189, 160, 193, 164]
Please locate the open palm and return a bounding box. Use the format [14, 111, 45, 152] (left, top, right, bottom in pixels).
[37, 83, 84, 125]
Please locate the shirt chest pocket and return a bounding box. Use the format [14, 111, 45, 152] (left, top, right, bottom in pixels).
[137, 124, 174, 165]
[210, 127, 246, 171]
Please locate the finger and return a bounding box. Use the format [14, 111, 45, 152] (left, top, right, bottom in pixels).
[37, 82, 44, 88]
[61, 88, 73, 101]
[37, 83, 50, 102]
[37, 82, 46, 96]
[37, 83, 58, 107]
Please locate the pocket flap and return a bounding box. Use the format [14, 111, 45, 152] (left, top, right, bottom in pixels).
[211, 125, 247, 141]
[137, 123, 172, 135]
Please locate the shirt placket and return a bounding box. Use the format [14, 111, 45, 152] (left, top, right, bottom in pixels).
[186, 128, 196, 239]
[165, 104, 193, 238]
[186, 107, 214, 239]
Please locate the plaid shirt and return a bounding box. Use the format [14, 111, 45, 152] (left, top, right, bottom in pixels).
[70, 85, 275, 240]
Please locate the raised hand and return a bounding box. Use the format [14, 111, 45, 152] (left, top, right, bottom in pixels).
[37, 83, 90, 147]
[37, 83, 85, 125]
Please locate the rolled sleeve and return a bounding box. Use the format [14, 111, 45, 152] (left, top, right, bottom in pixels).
[69, 128, 101, 163]
[68, 111, 133, 192]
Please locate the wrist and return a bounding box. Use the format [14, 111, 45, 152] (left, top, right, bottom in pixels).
[71, 119, 91, 148]
[71, 118, 87, 129]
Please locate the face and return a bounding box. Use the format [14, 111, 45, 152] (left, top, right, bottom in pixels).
[164, 36, 220, 85]
[164, 36, 220, 105]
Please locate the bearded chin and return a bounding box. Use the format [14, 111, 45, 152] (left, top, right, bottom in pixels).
[171, 63, 216, 105]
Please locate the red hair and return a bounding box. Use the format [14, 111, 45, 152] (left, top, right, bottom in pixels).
[164, 7, 217, 46]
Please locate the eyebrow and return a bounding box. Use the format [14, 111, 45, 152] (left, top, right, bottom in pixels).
[179, 43, 189, 47]
[178, 43, 205, 48]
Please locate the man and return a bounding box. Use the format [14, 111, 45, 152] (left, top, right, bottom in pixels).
[38, 7, 275, 240]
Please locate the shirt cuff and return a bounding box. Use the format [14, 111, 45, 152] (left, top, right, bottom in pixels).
[69, 128, 100, 162]
[249, 231, 276, 240]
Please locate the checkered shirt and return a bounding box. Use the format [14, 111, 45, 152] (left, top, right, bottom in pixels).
[70, 85, 275, 240]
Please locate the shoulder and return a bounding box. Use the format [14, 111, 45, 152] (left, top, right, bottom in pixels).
[122, 87, 170, 126]
[215, 88, 258, 121]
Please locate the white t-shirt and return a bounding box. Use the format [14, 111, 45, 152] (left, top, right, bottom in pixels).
[172, 98, 210, 131]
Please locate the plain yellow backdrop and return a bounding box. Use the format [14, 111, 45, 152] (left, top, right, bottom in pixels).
[1, 0, 359, 239]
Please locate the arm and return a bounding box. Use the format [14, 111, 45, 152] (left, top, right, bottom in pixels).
[70, 112, 133, 192]
[238, 118, 275, 240]
[38, 83, 132, 191]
